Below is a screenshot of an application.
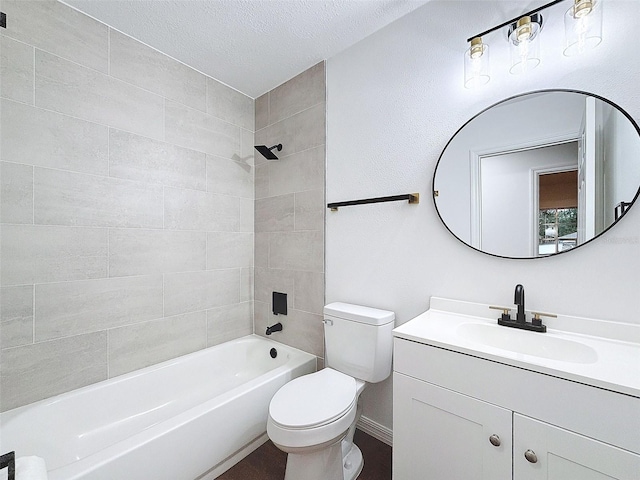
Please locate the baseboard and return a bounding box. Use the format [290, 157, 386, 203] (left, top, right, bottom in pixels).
[357, 415, 393, 447]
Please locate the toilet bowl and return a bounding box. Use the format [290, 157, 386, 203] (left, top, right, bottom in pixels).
[267, 369, 366, 480]
[267, 302, 395, 480]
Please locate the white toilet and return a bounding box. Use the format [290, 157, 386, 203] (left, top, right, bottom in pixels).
[267, 302, 395, 480]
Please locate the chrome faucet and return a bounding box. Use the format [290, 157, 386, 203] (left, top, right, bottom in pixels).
[514, 284, 526, 324]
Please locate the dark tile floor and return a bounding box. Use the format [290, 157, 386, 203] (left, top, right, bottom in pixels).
[217, 429, 392, 480]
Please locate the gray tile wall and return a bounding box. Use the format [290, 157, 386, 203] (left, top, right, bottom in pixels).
[0, 0, 255, 411]
[254, 62, 326, 358]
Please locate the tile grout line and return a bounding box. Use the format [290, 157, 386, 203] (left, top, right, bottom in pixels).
[107, 126, 110, 179]
[267, 91, 271, 127]
[11, 161, 212, 197]
[107, 227, 110, 278]
[205, 75, 209, 117]
[107, 27, 111, 76]
[1, 267, 245, 291]
[31, 165, 35, 225]
[32, 45, 36, 106]
[259, 98, 325, 133]
[162, 97, 166, 142]
[106, 329, 110, 378]
[32, 284, 36, 345]
[293, 191, 297, 231]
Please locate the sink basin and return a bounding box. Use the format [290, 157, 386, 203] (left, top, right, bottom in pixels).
[456, 323, 598, 364]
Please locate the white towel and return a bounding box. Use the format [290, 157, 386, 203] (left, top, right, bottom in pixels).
[0, 456, 48, 480]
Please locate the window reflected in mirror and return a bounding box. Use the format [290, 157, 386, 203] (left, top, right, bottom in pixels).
[538, 169, 578, 256]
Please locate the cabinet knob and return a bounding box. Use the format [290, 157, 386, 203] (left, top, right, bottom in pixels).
[524, 449, 538, 463]
[488, 434, 501, 447]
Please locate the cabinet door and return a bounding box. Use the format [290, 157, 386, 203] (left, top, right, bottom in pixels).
[393, 372, 512, 480]
[514, 414, 640, 480]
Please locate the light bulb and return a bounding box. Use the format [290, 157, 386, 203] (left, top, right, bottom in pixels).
[464, 37, 490, 88]
[509, 16, 541, 75]
[564, 0, 602, 56]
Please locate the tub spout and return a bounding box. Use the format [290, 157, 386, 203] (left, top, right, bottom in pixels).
[266, 323, 283, 335]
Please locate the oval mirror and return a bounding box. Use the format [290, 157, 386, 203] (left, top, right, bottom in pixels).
[433, 90, 640, 259]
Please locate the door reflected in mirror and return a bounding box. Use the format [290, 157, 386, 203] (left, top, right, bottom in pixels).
[433, 90, 640, 259]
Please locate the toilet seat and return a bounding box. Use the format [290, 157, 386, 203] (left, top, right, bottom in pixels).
[270, 368, 357, 429]
[267, 369, 358, 449]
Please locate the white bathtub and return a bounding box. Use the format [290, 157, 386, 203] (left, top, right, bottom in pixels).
[0, 335, 316, 480]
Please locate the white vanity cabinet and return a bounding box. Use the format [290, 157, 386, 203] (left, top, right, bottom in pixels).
[393, 337, 640, 480]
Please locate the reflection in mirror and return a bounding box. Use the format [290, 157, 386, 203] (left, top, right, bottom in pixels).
[433, 90, 640, 259]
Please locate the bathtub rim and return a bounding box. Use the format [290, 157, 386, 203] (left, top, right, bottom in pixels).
[2, 334, 315, 417]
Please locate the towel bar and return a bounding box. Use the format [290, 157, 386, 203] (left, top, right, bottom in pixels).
[327, 193, 419, 211]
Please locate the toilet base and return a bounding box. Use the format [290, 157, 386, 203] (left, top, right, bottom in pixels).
[343, 442, 363, 480]
[283, 439, 342, 480]
[281, 439, 363, 480]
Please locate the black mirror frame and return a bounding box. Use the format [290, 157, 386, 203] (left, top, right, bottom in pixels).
[432, 89, 640, 260]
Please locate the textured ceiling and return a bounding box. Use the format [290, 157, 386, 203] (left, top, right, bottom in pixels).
[63, 0, 430, 98]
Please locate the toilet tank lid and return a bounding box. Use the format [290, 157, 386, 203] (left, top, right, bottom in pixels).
[323, 302, 395, 325]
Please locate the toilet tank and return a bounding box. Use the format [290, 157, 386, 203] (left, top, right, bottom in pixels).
[323, 303, 395, 383]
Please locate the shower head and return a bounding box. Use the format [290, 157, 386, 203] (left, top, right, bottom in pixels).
[254, 144, 282, 160]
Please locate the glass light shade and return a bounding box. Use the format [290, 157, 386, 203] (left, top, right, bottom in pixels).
[509, 18, 541, 75]
[564, 0, 602, 56]
[464, 39, 490, 89]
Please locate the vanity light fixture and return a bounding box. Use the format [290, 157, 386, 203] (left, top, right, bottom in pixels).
[508, 14, 543, 75]
[563, 0, 602, 56]
[464, 36, 490, 89]
[463, 0, 603, 87]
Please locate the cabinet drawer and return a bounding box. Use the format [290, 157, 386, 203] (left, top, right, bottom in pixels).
[394, 338, 640, 454]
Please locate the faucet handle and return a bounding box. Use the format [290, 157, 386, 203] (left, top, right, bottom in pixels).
[489, 305, 511, 313]
[531, 311, 557, 326]
[489, 305, 512, 321]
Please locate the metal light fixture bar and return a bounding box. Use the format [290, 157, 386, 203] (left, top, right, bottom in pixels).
[466, 0, 567, 42]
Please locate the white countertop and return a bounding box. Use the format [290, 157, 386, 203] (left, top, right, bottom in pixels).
[393, 297, 640, 398]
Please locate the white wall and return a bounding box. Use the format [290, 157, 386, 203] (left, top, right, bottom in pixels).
[326, 0, 640, 431]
